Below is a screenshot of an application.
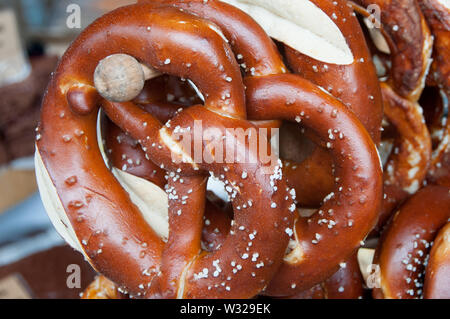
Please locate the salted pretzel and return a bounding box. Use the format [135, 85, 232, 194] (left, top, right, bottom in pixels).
[35, 3, 298, 298]
[286, 252, 365, 299]
[349, 1, 435, 229]
[100, 104, 369, 299]
[376, 83, 432, 228]
[139, 0, 382, 210]
[131, 0, 382, 296]
[372, 185, 450, 299]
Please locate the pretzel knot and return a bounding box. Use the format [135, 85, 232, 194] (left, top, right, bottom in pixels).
[36, 4, 296, 298]
[35, 2, 383, 298]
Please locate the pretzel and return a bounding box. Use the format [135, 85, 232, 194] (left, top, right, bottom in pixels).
[214, 0, 384, 207]
[372, 185, 450, 299]
[353, 0, 433, 102]
[377, 83, 432, 229]
[36, 1, 383, 298]
[103, 83, 373, 297]
[102, 81, 377, 297]
[350, 1, 435, 229]
[285, 252, 365, 299]
[35, 3, 296, 298]
[141, 0, 383, 211]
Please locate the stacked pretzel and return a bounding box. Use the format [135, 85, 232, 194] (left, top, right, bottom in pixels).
[35, 0, 449, 299]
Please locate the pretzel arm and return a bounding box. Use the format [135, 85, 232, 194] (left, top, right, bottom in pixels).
[244, 74, 382, 296]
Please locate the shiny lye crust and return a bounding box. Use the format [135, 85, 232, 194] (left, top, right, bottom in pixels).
[419, 0, 450, 188]
[286, 252, 365, 299]
[373, 185, 450, 299]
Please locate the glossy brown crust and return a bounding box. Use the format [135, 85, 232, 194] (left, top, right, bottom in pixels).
[378, 83, 432, 228]
[286, 252, 364, 299]
[428, 121, 450, 187]
[244, 74, 382, 296]
[423, 223, 450, 298]
[373, 185, 450, 299]
[285, 0, 383, 143]
[103, 66, 373, 297]
[418, 0, 450, 93]
[37, 4, 294, 298]
[355, 0, 432, 101]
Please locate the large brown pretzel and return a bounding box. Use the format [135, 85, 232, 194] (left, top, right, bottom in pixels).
[35, 4, 295, 298]
[36, 1, 382, 298]
[93, 114, 366, 299]
[373, 185, 450, 299]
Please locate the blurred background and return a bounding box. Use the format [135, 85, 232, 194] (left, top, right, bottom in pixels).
[0, 0, 135, 298]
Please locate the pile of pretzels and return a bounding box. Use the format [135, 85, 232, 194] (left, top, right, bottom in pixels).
[34, 0, 449, 299]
